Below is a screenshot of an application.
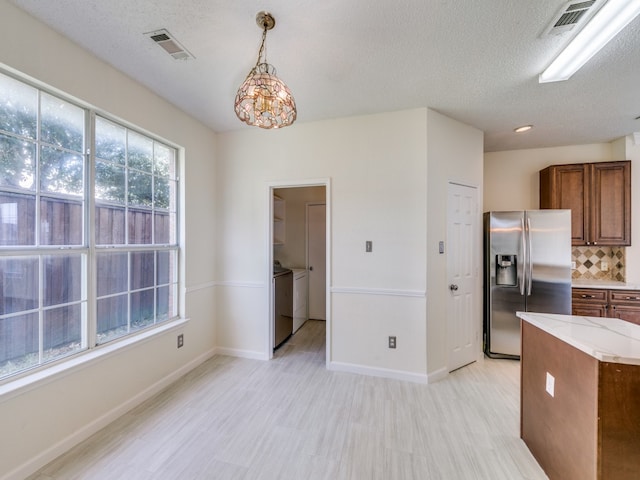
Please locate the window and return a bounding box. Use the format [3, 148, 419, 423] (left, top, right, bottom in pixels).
[0, 71, 179, 381]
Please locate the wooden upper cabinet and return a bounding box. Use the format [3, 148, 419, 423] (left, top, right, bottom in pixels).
[591, 161, 631, 245]
[540, 161, 631, 246]
[540, 163, 589, 245]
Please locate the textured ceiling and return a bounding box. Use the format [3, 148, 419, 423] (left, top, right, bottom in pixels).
[8, 0, 640, 152]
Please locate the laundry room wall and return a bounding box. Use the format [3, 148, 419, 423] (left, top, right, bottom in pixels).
[273, 186, 326, 269]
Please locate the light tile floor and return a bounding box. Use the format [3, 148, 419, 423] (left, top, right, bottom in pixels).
[28, 320, 547, 479]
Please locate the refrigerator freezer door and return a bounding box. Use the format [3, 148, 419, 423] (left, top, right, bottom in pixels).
[525, 210, 571, 315]
[485, 212, 526, 357]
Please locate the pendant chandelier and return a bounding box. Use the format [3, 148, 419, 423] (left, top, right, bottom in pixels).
[234, 12, 296, 129]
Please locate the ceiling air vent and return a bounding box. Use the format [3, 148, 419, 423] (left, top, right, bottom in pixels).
[544, 0, 601, 36]
[144, 28, 195, 60]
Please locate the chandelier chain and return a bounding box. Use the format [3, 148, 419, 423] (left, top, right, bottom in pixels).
[254, 26, 268, 68]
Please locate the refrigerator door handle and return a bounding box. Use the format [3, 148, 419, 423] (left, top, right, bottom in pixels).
[520, 217, 526, 296]
[527, 217, 533, 296]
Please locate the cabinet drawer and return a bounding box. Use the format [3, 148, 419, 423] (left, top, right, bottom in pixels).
[609, 290, 640, 304]
[572, 288, 608, 302]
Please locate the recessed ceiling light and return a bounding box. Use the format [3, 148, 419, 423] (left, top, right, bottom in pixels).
[514, 125, 533, 133]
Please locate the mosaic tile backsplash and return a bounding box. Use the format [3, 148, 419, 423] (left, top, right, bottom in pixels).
[572, 246, 625, 281]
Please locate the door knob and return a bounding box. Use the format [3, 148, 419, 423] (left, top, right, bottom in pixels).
[449, 284, 458, 291]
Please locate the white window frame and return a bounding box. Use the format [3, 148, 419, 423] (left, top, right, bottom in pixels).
[0, 69, 183, 387]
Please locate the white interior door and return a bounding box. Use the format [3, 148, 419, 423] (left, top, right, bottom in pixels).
[307, 203, 326, 320]
[447, 183, 479, 371]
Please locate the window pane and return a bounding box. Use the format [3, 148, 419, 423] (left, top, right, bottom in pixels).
[128, 209, 152, 244]
[128, 170, 152, 207]
[95, 160, 125, 203]
[95, 116, 125, 164]
[40, 146, 84, 196]
[0, 193, 35, 246]
[0, 133, 35, 190]
[40, 92, 84, 152]
[97, 294, 128, 344]
[156, 250, 174, 285]
[0, 256, 38, 315]
[95, 205, 125, 245]
[0, 72, 37, 139]
[154, 176, 169, 209]
[44, 255, 83, 306]
[154, 212, 174, 244]
[0, 312, 39, 376]
[128, 131, 152, 172]
[40, 197, 83, 245]
[156, 285, 170, 321]
[154, 143, 175, 178]
[97, 252, 128, 297]
[131, 288, 154, 331]
[130, 251, 154, 290]
[43, 304, 82, 361]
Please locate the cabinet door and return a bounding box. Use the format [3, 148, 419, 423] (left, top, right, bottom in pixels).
[590, 161, 631, 246]
[540, 164, 589, 246]
[610, 305, 640, 326]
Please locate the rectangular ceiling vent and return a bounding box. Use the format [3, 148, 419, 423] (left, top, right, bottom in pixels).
[144, 28, 195, 61]
[544, 0, 601, 36]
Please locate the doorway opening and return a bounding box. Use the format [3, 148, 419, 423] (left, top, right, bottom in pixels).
[268, 180, 330, 364]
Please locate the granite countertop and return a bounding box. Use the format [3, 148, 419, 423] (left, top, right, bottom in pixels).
[517, 312, 640, 365]
[572, 279, 640, 290]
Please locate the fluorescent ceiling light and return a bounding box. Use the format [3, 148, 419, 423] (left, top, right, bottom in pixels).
[539, 0, 640, 83]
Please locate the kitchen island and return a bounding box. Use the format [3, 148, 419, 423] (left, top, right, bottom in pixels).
[516, 312, 640, 480]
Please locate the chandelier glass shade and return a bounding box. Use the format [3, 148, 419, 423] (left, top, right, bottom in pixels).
[234, 12, 296, 129]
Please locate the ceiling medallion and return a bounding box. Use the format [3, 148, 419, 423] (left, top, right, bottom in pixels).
[234, 12, 296, 129]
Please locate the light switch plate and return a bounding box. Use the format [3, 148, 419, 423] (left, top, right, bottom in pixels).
[366, 241, 372, 252]
[546, 372, 555, 397]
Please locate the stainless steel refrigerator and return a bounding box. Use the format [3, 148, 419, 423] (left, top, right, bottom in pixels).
[483, 210, 571, 359]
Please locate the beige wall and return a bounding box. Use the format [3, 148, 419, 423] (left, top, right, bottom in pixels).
[273, 186, 326, 269]
[215, 109, 431, 377]
[0, 3, 217, 479]
[483, 143, 614, 211]
[426, 110, 484, 377]
[215, 108, 483, 379]
[484, 139, 640, 284]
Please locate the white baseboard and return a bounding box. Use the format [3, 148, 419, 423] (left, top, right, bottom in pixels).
[426, 366, 449, 383]
[213, 346, 269, 361]
[328, 360, 428, 384]
[3, 348, 216, 480]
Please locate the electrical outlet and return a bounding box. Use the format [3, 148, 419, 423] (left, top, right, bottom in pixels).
[601, 261, 609, 272]
[388, 336, 396, 349]
[571, 261, 576, 269]
[366, 241, 372, 252]
[545, 372, 555, 397]
[177, 334, 184, 348]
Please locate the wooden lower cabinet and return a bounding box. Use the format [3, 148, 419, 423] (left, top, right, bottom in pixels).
[572, 288, 608, 317]
[572, 288, 640, 325]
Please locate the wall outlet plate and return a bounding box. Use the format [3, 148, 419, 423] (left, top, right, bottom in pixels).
[388, 336, 396, 349]
[177, 334, 184, 348]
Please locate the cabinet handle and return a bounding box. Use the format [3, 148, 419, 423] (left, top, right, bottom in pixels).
[581, 294, 594, 298]
[625, 296, 640, 300]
